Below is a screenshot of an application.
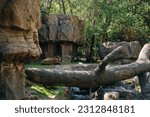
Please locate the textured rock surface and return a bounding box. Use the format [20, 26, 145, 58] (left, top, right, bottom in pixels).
[0, 0, 41, 60]
[51, 64, 140, 100]
[97, 82, 140, 100]
[0, 0, 41, 31]
[39, 15, 84, 44]
[99, 41, 142, 60]
[41, 57, 61, 65]
[0, 29, 41, 60]
[0, 62, 25, 99]
[103, 92, 119, 100]
[61, 43, 75, 63]
[58, 15, 84, 43]
[0, 0, 41, 99]
[138, 72, 150, 99]
[39, 15, 84, 62]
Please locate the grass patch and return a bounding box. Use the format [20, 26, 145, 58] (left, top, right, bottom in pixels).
[25, 83, 69, 100]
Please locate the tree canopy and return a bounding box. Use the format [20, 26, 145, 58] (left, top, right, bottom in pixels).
[40, 0, 150, 57]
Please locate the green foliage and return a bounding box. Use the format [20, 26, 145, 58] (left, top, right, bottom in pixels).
[40, 0, 150, 57]
[31, 84, 57, 98]
[26, 83, 67, 99]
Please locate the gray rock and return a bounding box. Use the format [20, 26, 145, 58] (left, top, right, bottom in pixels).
[99, 41, 142, 60]
[138, 72, 150, 99]
[38, 15, 84, 63]
[104, 92, 119, 100]
[98, 86, 139, 100]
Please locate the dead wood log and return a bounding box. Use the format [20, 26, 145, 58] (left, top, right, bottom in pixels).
[25, 44, 150, 88]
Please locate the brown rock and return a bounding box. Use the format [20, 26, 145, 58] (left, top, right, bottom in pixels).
[0, 29, 41, 60]
[0, 0, 41, 99]
[57, 15, 84, 44]
[0, 62, 25, 99]
[38, 24, 49, 42]
[104, 92, 119, 100]
[61, 43, 74, 63]
[47, 15, 58, 41]
[72, 15, 84, 44]
[41, 57, 61, 65]
[58, 15, 74, 42]
[0, 0, 41, 31]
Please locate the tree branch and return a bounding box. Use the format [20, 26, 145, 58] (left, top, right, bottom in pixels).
[61, 0, 66, 14]
[98, 46, 127, 71]
[25, 68, 99, 88]
[25, 44, 150, 88]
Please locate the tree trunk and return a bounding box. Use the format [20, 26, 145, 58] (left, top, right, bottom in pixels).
[25, 44, 150, 88]
[67, 0, 73, 14]
[47, 0, 54, 11]
[25, 68, 99, 88]
[61, 0, 66, 14]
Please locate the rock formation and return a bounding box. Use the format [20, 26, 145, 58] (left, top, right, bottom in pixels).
[39, 15, 84, 63]
[99, 41, 141, 61]
[0, 0, 41, 99]
[138, 72, 150, 99]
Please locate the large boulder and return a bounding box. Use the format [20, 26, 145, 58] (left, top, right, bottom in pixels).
[39, 15, 84, 63]
[0, 0, 41, 32]
[0, 0, 41, 99]
[0, 30, 41, 60]
[99, 41, 142, 61]
[0, 0, 41, 60]
[39, 15, 84, 44]
[57, 15, 84, 44]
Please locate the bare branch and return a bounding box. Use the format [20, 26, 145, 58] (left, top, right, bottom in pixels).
[61, 0, 66, 14]
[98, 46, 127, 71]
[25, 44, 150, 88]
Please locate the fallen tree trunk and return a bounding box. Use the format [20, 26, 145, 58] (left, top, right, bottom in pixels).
[25, 44, 150, 88]
[25, 69, 98, 88]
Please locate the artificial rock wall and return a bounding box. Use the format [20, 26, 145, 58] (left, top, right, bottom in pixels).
[39, 15, 84, 63]
[0, 0, 41, 99]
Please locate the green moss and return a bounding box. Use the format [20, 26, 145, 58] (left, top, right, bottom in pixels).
[25, 83, 69, 100]
[31, 85, 57, 96]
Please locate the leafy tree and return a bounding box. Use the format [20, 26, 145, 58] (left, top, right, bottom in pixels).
[40, 0, 150, 60]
